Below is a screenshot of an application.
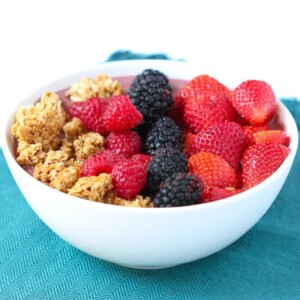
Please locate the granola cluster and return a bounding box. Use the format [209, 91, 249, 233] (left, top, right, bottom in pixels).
[65, 74, 123, 102]
[11, 77, 150, 208]
[12, 92, 67, 152]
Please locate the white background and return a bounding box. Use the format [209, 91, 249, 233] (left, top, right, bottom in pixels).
[0, 0, 299, 119]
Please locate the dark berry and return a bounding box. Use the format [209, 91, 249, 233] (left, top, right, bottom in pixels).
[128, 69, 174, 125]
[153, 173, 204, 207]
[145, 117, 184, 154]
[147, 147, 188, 194]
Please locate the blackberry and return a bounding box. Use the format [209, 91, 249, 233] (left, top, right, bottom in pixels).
[128, 69, 174, 125]
[145, 117, 184, 155]
[147, 147, 188, 194]
[153, 173, 204, 207]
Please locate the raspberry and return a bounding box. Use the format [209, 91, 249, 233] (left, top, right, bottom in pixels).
[102, 95, 143, 132]
[128, 69, 173, 126]
[131, 153, 152, 168]
[80, 150, 126, 177]
[106, 131, 142, 157]
[153, 173, 204, 207]
[69, 97, 108, 135]
[145, 117, 184, 155]
[112, 160, 147, 199]
[147, 147, 188, 194]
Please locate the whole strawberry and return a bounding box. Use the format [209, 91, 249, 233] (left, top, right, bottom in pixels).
[106, 131, 142, 157]
[241, 143, 290, 188]
[172, 74, 233, 129]
[112, 160, 147, 199]
[230, 80, 277, 126]
[69, 97, 108, 135]
[189, 122, 246, 169]
[183, 94, 235, 133]
[102, 95, 143, 132]
[188, 151, 238, 188]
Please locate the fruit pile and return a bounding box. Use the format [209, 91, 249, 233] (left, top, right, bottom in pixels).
[12, 68, 291, 208]
[67, 69, 290, 207]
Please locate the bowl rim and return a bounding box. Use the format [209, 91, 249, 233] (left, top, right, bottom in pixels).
[2, 59, 299, 214]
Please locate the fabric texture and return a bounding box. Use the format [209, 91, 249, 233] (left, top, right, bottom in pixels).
[0, 52, 299, 299]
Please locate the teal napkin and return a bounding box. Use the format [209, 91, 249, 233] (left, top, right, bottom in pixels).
[0, 53, 299, 299]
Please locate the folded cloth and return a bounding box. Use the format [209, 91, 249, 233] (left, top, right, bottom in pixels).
[0, 52, 299, 299]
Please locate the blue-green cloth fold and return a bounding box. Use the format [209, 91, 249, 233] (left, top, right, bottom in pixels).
[0, 52, 299, 299]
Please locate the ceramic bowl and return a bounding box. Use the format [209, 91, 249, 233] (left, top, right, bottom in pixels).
[2, 60, 298, 269]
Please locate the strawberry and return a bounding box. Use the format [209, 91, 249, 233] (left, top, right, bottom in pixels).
[183, 94, 236, 133]
[242, 125, 269, 146]
[168, 95, 186, 126]
[69, 97, 108, 135]
[230, 80, 277, 126]
[175, 75, 234, 133]
[188, 152, 238, 188]
[102, 95, 143, 132]
[241, 143, 290, 188]
[189, 122, 246, 169]
[253, 130, 288, 145]
[179, 74, 232, 101]
[184, 131, 196, 154]
[112, 160, 147, 199]
[80, 150, 126, 177]
[201, 186, 242, 203]
[106, 131, 142, 157]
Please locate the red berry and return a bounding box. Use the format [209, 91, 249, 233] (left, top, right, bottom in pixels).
[241, 143, 290, 188]
[189, 122, 246, 169]
[201, 186, 242, 203]
[69, 97, 108, 135]
[179, 74, 232, 102]
[80, 150, 126, 177]
[188, 152, 238, 188]
[242, 125, 269, 146]
[253, 130, 288, 146]
[230, 80, 277, 126]
[102, 95, 143, 132]
[131, 153, 152, 168]
[112, 160, 147, 199]
[106, 131, 141, 157]
[172, 75, 234, 131]
[183, 94, 235, 133]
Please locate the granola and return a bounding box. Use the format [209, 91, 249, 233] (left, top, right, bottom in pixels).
[63, 117, 86, 140]
[68, 173, 113, 201]
[65, 74, 123, 102]
[49, 165, 80, 193]
[73, 132, 105, 160]
[104, 192, 153, 207]
[11, 92, 67, 152]
[16, 142, 46, 166]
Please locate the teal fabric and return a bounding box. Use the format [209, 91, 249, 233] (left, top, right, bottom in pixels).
[1, 54, 299, 299]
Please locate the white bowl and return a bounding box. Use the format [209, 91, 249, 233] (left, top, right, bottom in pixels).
[2, 60, 298, 269]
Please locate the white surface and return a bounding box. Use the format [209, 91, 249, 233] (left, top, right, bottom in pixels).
[2, 60, 298, 268]
[0, 0, 299, 111]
